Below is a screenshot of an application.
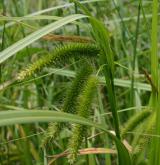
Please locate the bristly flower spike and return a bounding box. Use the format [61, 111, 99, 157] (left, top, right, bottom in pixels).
[41, 64, 93, 147]
[68, 76, 98, 164]
[17, 43, 99, 81]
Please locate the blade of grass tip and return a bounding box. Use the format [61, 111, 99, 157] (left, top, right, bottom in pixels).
[0, 14, 87, 64]
[149, 0, 160, 164]
[130, 2, 141, 107]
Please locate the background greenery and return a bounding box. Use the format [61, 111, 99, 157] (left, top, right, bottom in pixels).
[0, 0, 159, 164]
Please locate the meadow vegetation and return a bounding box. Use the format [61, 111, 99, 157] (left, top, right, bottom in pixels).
[0, 0, 159, 164]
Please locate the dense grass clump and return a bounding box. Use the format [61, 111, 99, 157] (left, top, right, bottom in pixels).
[0, 0, 159, 165]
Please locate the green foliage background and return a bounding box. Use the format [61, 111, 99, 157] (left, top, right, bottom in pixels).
[0, 0, 159, 165]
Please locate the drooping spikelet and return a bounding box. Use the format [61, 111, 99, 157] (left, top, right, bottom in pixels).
[134, 125, 154, 154]
[63, 63, 93, 114]
[133, 113, 155, 155]
[41, 64, 93, 147]
[67, 76, 98, 164]
[17, 43, 99, 81]
[121, 109, 151, 139]
[41, 122, 61, 147]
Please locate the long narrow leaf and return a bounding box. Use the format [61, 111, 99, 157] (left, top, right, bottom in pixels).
[0, 0, 105, 31]
[0, 110, 131, 164]
[0, 14, 87, 64]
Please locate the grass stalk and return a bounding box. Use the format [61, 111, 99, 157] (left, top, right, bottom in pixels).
[130, 2, 141, 107]
[149, 0, 159, 164]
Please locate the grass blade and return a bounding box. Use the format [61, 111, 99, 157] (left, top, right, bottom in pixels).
[0, 110, 131, 165]
[149, 0, 160, 164]
[0, 14, 87, 64]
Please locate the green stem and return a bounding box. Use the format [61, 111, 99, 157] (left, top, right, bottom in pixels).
[149, 0, 159, 164]
[74, 2, 80, 35]
[130, 3, 141, 107]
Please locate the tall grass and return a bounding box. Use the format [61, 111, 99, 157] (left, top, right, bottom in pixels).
[149, 0, 159, 164]
[0, 0, 159, 164]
